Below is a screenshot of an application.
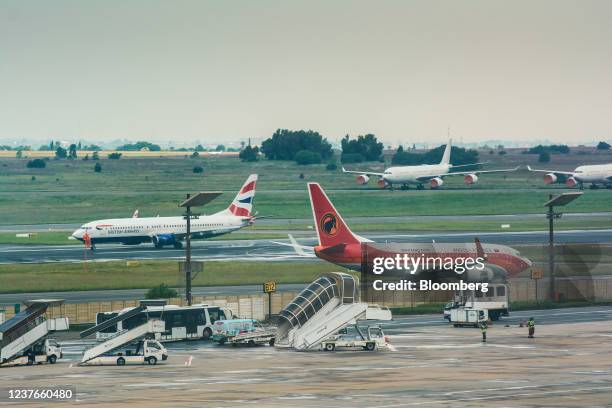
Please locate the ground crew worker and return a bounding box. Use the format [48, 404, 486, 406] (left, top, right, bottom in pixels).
[480, 321, 487, 342]
[527, 317, 535, 338]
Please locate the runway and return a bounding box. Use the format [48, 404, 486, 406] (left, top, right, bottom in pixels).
[1, 229, 612, 264]
[1, 211, 611, 232]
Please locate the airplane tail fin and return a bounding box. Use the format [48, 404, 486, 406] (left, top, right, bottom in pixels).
[307, 183, 361, 247]
[440, 139, 452, 165]
[226, 174, 258, 217]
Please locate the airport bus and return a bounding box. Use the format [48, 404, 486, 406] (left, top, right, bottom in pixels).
[95, 304, 233, 342]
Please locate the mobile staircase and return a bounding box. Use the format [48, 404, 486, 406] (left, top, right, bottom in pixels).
[275, 273, 391, 350]
[80, 306, 165, 365]
[0, 299, 69, 366]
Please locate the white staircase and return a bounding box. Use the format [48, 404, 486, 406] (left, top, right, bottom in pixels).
[81, 319, 165, 364]
[276, 273, 392, 350]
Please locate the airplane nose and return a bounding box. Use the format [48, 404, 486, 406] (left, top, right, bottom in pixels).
[72, 230, 83, 239]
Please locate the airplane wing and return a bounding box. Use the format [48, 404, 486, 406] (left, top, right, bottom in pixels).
[270, 234, 315, 257]
[415, 166, 520, 182]
[526, 165, 575, 176]
[341, 167, 384, 177]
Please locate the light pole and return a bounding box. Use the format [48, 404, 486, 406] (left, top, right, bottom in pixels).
[543, 192, 582, 301]
[179, 191, 222, 306]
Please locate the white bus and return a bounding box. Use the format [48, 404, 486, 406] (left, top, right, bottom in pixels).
[95, 304, 233, 342]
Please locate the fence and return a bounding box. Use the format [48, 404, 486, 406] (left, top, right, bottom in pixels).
[2, 276, 611, 323]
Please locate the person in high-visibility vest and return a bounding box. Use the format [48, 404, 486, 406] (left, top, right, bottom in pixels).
[527, 317, 535, 338]
[480, 321, 488, 342]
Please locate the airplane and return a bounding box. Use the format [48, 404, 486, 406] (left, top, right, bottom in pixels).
[341, 139, 518, 190]
[527, 164, 612, 189]
[276, 183, 532, 279]
[71, 174, 258, 249]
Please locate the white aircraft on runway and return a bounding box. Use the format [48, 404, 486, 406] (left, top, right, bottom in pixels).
[342, 139, 518, 190]
[71, 174, 258, 249]
[527, 164, 612, 189]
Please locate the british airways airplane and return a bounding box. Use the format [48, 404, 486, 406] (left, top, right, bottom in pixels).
[71, 174, 258, 249]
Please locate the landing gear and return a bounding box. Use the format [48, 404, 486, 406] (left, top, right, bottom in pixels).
[400, 184, 410, 190]
[589, 183, 599, 190]
[416, 184, 425, 190]
[173, 241, 183, 249]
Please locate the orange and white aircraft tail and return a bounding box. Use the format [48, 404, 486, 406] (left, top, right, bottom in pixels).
[307, 183, 367, 247]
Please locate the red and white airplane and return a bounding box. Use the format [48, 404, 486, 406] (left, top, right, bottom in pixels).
[278, 183, 532, 279]
[72, 174, 258, 249]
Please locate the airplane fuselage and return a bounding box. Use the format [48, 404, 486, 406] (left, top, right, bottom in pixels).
[382, 163, 451, 185]
[72, 215, 250, 246]
[572, 164, 612, 184]
[314, 242, 531, 278]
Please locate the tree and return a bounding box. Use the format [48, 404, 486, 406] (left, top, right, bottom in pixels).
[295, 150, 322, 165]
[215, 144, 226, 152]
[392, 145, 423, 165]
[340, 153, 364, 163]
[49, 140, 54, 150]
[68, 144, 78, 159]
[597, 141, 611, 150]
[261, 129, 333, 161]
[193, 166, 204, 173]
[55, 146, 67, 159]
[92, 151, 100, 160]
[94, 162, 102, 173]
[191, 151, 200, 158]
[341, 134, 383, 162]
[538, 151, 551, 163]
[145, 284, 177, 299]
[239, 145, 259, 162]
[15, 150, 23, 158]
[195, 144, 205, 152]
[108, 152, 122, 159]
[83, 154, 89, 161]
[524, 144, 570, 154]
[326, 161, 338, 171]
[115, 141, 161, 151]
[26, 158, 46, 168]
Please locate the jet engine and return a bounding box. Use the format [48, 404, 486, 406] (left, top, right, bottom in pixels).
[152, 233, 176, 248]
[543, 173, 557, 184]
[565, 176, 578, 188]
[430, 177, 444, 189]
[377, 178, 388, 188]
[356, 174, 370, 185]
[464, 174, 479, 185]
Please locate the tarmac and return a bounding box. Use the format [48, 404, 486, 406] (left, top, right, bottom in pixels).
[1, 229, 612, 264]
[1, 308, 611, 407]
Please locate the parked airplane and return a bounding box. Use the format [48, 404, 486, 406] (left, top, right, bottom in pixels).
[342, 139, 518, 189]
[71, 174, 258, 249]
[277, 183, 532, 279]
[527, 164, 612, 189]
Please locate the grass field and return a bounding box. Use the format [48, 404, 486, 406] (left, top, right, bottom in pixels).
[1, 244, 609, 293]
[0, 261, 341, 293]
[1, 154, 612, 226]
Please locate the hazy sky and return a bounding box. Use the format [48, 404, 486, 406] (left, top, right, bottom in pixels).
[1, 0, 611, 145]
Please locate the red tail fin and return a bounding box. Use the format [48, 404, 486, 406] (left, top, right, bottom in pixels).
[308, 183, 361, 247]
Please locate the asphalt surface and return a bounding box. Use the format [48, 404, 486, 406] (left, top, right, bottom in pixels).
[1, 211, 611, 232]
[1, 229, 611, 264]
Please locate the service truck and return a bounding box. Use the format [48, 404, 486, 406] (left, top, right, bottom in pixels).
[449, 308, 488, 328]
[320, 325, 389, 351]
[0, 338, 62, 367]
[83, 339, 167, 366]
[444, 283, 509, 321]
